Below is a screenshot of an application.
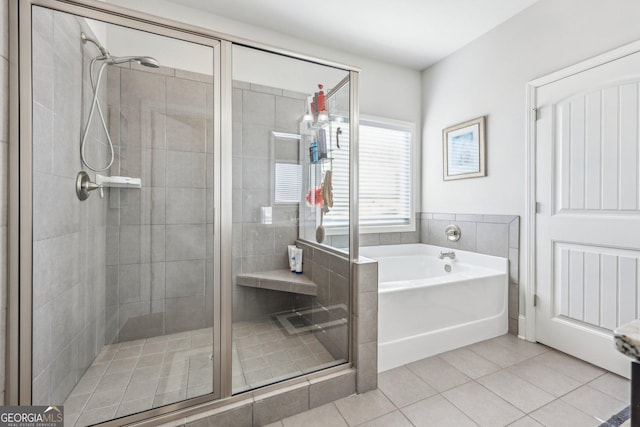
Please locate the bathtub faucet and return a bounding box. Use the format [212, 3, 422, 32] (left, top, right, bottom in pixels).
[439, 251, 456, 260]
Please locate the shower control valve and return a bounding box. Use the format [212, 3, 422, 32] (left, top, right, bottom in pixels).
[76, 171, 104, 201]
[445, 224, 461, 242]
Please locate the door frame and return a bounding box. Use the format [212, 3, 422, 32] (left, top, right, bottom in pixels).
[10, 0, 227, 415]
[525, 39, 640, 342]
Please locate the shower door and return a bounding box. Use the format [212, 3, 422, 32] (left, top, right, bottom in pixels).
[22, 2, 222, 425]
[229, 45, 352, 393]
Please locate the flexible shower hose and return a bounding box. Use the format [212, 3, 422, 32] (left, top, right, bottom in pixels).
[80, 57, 115, 172]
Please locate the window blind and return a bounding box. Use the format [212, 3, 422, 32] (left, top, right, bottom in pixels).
[324, 118, 413, 229]
[275, 163, 302, 204]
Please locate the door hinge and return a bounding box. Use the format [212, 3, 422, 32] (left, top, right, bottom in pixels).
[533, 294, 538, 307]
[532, 108, 539, 121]
[535, 202, 541, 213]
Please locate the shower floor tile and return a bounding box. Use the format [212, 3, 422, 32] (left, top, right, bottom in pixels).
[232, 317, 340, 393]
[65, 327, 214, 427]
[65, 317, 342, 426]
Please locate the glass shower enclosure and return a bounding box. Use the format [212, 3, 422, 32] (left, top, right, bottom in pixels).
[28, 6, 219, 425]
[230, 46, 352, 393]
[11, 1, 358, 426]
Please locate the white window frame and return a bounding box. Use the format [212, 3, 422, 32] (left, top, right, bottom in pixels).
[325, 115, 416, 235]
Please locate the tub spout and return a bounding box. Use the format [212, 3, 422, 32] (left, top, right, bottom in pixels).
[439, 251, 456, 260]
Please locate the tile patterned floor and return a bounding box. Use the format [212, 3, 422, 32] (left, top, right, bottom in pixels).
[64, 327, 215, 427]
[232, 319, 342, 393]
[64, 318, 341, 427]
[269, 334, 631, 427]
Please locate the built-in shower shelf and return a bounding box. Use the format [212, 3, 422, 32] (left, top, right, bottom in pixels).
[237, 269, 317, 296]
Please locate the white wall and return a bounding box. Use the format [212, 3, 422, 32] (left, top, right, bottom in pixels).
[232, 45, 347, 95]
[421, 0, 640, 335]
[106, 23, 214, 75]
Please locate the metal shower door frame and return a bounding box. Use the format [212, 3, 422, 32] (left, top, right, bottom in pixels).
[8, 0, 225, 421]
[8, 0, 361, 425]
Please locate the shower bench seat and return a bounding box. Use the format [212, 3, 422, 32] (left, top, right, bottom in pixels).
[236, 269, 317, 296]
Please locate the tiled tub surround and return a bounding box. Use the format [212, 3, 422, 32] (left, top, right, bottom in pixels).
[104, 61, 215, 342]
[31, 9, 109, 405]
[322, 215, 422, 249]
[420, 213, 520, 335]
[357, 220, 422, 247]
[352, 257, 379, 393]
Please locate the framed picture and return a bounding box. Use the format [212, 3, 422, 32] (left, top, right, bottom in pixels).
[442, 116, 486, 180]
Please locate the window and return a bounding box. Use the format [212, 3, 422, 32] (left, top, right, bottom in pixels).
[324, 117, 414, 232]
[274, 163, 302, 204]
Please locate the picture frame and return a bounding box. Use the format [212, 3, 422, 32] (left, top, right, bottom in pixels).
[442, 116, 486, 181]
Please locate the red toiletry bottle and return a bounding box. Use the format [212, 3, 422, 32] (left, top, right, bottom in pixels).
[316, 84, 326, 112]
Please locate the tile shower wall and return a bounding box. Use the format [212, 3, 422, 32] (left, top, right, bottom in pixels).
[232, 81, 308, 321]
[0, 0, 8, 405]
[105, 64, 214, 342]
[420, 212, 520, 335]
[31, 9, 108, 404]
[296, 241, 350, 361]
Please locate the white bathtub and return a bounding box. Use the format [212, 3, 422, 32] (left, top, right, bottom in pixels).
[360, 243, 508, 372]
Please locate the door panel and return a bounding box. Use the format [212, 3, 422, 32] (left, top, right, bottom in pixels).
[536, 52, 640, 377]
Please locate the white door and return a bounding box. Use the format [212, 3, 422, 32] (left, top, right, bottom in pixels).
[535, 50, 640, 378]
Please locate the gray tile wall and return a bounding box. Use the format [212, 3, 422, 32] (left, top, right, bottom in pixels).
[296, 241, 350, 361]
[105, 63, 214, 342]
[31, 9, 108, 404]
[353, 258, 378, 393]
[420, 212, 520, 335]
[180, 370, 356, 427]
[324, 216, 422, 249]
[0, 0, 8, 405]
[232, 81, 308, 321]
[358, 218, 422, 247]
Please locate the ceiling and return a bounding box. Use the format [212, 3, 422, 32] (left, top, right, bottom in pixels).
[167, 0, 539, 70]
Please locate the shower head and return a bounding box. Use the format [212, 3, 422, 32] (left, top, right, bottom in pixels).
[106, 55, 160, 68]
[81, 32, 160, 68]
